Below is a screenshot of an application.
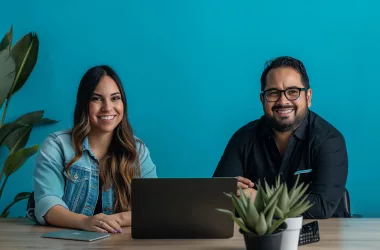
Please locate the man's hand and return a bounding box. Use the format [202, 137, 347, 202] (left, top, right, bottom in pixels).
[241, 188, 257, 201]
[236, 176, 254, 193]
[235, 176, 255, 198]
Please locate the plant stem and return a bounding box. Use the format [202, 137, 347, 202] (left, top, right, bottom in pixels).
[0, 96, 11, 127]
[0, 176, 9, 199]
[0, 195, 29, 217]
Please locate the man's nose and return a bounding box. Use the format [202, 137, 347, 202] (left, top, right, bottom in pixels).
[276, 92, 290, 106]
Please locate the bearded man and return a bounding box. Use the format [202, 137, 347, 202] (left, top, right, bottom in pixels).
[213, 56, 348, 219]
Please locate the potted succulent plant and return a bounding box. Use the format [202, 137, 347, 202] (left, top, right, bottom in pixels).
[217, 178, 287, 250]
[217, 175, 313, 250]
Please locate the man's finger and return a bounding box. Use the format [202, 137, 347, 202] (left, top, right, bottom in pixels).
[237, 182, 248, 189]
[236, 176, 254, 187]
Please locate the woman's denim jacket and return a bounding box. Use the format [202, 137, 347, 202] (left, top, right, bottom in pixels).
[29, 130, 157, 225]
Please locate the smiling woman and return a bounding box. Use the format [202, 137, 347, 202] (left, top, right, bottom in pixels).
[88, 75, 124, 134]
[29, 65, 157, 234]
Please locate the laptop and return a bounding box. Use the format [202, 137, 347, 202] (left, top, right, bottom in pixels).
[131, 177, 236, 239]
[42, 229, 110, 242]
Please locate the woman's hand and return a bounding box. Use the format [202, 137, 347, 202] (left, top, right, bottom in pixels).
[82, 213, 122, 233]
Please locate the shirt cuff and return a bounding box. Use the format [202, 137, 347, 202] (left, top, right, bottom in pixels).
[35, 195, 68, 225]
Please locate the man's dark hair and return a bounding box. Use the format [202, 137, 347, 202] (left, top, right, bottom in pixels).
[260, 56, 310, 91]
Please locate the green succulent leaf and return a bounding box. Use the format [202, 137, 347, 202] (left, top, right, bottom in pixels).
[290, 193, 309, 210]
[216, 208, 253, 234]
[263, 183, 284, 214]
[289, 183, 310, 208]
[0, 49, 16, 109]
[223, 192, 232, 198]
[255, 212, 268, 236]
[278, 183, 289, 213]
[254, 185, 265, 211]
[246, 195, 259, 229]
[233, 217, 253, 234]
[289, 182, 305, 207]
[216, 208, 234, 216]
[275, 175, 281, 190]
[265, 197, 278, 228]
[275, 206, 284, 219]
[286, 202, 313, 218]
[267, 218, 286, 235]
[289, 174, 300, 199]
[264, 180, 273, 197]
[231, 194, 247, 221]
[239, 187, 248, 208]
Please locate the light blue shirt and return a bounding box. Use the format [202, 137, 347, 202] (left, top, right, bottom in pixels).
[30, 130, 157, 225]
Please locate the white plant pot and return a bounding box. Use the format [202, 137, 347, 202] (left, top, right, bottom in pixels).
[280, 216, 303, 250]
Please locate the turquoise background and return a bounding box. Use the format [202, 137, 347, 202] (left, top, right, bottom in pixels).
[0, 0, 378, 217]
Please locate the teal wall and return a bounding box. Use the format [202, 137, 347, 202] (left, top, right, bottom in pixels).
[0, 0, 378, 217]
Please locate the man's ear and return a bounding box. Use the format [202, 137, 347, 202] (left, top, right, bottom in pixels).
[260, 94, 264, 105]
[306, 88, 312, 108]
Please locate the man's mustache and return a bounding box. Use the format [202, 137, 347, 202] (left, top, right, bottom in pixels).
[272, 105, 296, 111]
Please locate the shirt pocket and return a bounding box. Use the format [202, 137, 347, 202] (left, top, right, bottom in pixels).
[63, 165, 91, 213]
[293, 168, 313, 186]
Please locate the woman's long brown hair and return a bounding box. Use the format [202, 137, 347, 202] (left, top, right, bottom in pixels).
[66, 65, 141, 212]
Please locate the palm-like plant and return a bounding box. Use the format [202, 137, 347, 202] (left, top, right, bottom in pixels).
[0, 25, 58, 217]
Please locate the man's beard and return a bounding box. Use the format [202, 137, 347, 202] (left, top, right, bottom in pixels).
[265, 105, 308, 133]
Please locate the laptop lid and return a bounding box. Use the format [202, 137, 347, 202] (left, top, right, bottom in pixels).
[131, 177, 236, 239]
[42, 229, 110, 242]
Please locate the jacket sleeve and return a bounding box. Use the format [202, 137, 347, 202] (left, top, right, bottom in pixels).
[33, 135, 69, 225]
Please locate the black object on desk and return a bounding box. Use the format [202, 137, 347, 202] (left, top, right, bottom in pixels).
[299, 221, 320, 245]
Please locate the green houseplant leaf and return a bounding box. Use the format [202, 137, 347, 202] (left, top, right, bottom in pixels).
[15, 110, 44, 125]
[2, 111, 58, 154]
[1, 210, 9, 218]
[0, 122, 26, 145]
[2, 110, 44, 151]
[3, 126, 32, 154]
[0, 49, 16, 110]
[2, 145, 39, 177]
[9, 32, 39, 95]
[0, 27, 58, 218]
[1, 191, 31, 217]
[0, 25, 13, 51]
[0, 145, 39, 198]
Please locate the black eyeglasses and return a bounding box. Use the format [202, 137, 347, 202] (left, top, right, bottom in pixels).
[261, 87, 307, 102]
